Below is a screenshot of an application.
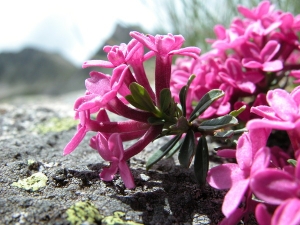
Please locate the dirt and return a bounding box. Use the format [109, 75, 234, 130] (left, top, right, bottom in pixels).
[0, 93, 228, 225]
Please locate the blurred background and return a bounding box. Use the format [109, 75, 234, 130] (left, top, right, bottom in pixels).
[1, 0, 299, 102]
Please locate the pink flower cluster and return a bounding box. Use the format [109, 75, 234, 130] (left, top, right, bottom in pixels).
[200, 1, 300, 224]
[207, 86, 300, 224]
[64, 32, 200, 189]
[171, 0, 300, 122]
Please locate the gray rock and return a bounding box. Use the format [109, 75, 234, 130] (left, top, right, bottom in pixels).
[0, 94, 231, 225]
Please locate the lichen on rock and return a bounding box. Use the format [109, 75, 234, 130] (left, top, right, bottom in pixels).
[11, 172, 48, 191]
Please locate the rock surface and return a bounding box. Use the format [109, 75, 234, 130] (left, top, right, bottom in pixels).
[0, 93, 228, 225]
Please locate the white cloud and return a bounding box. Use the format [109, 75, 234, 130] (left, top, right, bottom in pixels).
[0, 0, 158, 66]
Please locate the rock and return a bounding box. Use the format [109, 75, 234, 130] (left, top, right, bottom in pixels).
[0, 94, 228, 224]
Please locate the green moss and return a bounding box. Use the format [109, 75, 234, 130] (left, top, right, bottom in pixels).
[33, 117, 77, 134]
[11, 172, 48, 191]
[66, 202, 143, 225]
[66, 201, 103, 225]
[101, 211, 143, 225]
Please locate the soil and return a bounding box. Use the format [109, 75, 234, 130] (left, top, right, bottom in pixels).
[0, 92, 229, 225]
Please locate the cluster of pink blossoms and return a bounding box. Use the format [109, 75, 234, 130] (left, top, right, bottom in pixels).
[63, 1, 300, 224]
[201, 1, 300, 224]
[207, 87, 300, 224]
[64, 31, 200, 189]
[171, 1, 300, 122]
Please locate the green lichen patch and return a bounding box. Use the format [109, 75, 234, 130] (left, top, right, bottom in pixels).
[11, 172, 48, 191]
[102, 211, 143, 225]
[33, 117, 77, 134]
[66, 201, 103, 225]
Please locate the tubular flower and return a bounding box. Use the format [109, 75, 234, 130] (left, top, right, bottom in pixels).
[91, 133, 135, 189]
[64, 31, 201, 189]
[170, 0, 300, 122]
[247, 86, 300, 156]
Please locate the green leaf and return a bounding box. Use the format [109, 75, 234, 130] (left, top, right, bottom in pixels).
[125, 95, 145, 110]
[147, 117, 165, 125]
[179, 85, 187, 117]
[128, 82, 157, 113]
[178, 75, 196, 117]
[287, 159, 297, 167]
[146, 134, 182, 170]
[178, 129, 195, 168]
[229, 105, 246, 117]
[198, 115, 238, 131]
[165, 139, 182, 158]
[214, 130, 234, 138]
[159, 88, 172, 113]
[189, 89, 224, 122]
[194, 136, 209, 186]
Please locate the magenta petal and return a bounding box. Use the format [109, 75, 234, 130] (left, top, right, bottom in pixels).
[267, 89, 298, 121]
[242, 59, 262, 69]
[250, 105, 279, 120]
[85, 71, 111, 95]
[217, 149, 236, 158]
[207, 164, 246, 189]
[63, 125, 86, 155]
[238, 6, 255, 19]
[96, 133, 115, 162]
[249, 128, 271, 155]
[250, 147, 270, 175]
[261, 40, 280, 62]
[272, 198, 300, 225]
[222, 179, 250, 217]
[100, 162, 118, 181]
[238, 81, 256, 93]
[219, 209, 244, 225]
[247, 119, 295, 130]
[119, 160, 135, 189]
[108, 134, 124, 159]
[250, 169, 297, 205]
[262, 60, 283, 72]
[130, 32, 156, 52]
[82, 60, 114, 69]
[255, 203, 272, 225]
[291, 85, 300, 105]
[236, 133, 252, 170]
[74, 94, 100, 111]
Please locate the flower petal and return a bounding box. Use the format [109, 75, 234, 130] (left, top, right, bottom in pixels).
[100, 162, 119, 181]
[267, 89, 298, 121]
[63, 125, 86, 155]
[207, 164, 246, 189]
[108, 133, 124, 159]
[247, 119, 295, 130]
[119, 160, 135, 189]
[272, 198, 300, 225]
[255, 203, 272, 225]
[250, 147, 270, 175]
[222, 179, 250, 217]
[250, 169, 298, 205]
[236, 133, 253, 170]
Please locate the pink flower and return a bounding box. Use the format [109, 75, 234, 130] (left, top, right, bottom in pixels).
[130, 32, 200, 101]
[247, 86, 300, 155]
[92, 133, 135, 189]
[219, 58, 264, 93]
[241, 40, 283, 72]
[74, 65, 130, 111]
[207, 128, 271, 222]
[255, 199, 300, 225]
[251, 157, 300, 225]
[237, 1, 272, 20]
[250, 152, 300, 203]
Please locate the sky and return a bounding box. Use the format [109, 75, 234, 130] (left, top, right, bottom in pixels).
[0, 0, 159, 67]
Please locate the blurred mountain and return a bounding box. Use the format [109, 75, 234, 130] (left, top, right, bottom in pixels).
[0, 47, 87, 99]
[0, 23, 146, 101]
